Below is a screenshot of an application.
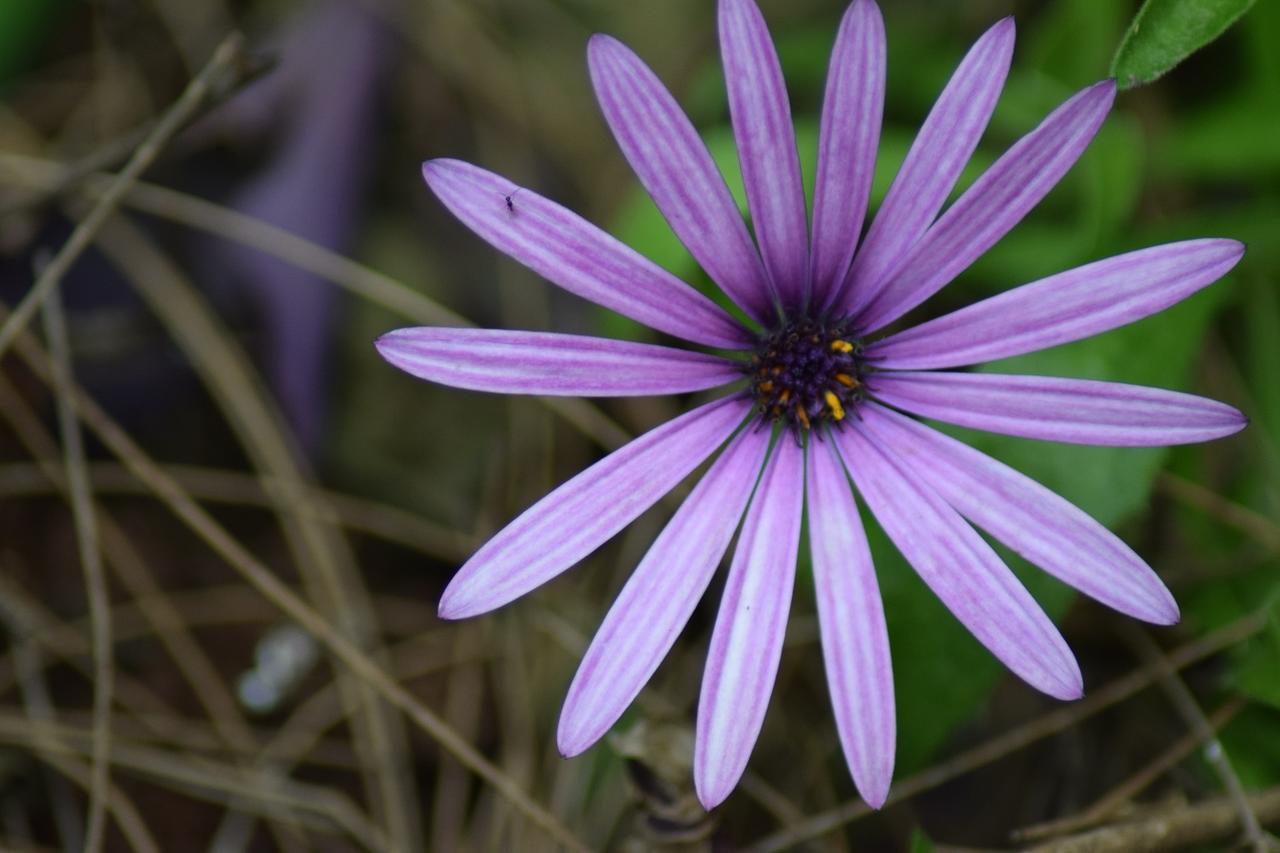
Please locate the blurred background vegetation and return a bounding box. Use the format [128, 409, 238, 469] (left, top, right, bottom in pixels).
[0, 0, 1275, 850]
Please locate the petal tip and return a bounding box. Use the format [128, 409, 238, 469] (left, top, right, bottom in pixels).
[856, 766, 893, 810]
[694, 775, 731, 811]
[437, 582, 482, 621]
[555, 719, 592, 758]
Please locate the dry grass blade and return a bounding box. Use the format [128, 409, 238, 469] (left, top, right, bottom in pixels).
[0, 305, 591, 853]
[0, 714, 386, 851]
[0, 153, 632, 452]
[39, 279, 112, 853]
[0, 34, 247, 364]
[1024, 785, 1280, 853]
[1014, 696, 1248, 843]
[0, 460, 472, 562]
[93, 192, 420, 851]
[1124, 625, 1269, 852]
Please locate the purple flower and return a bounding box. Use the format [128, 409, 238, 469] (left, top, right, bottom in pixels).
[376, 0, 1246, 810]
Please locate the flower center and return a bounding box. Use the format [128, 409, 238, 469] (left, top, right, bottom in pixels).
[748, 318, 864, 436]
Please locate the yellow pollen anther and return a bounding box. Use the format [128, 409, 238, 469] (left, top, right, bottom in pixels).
[830, 339, 854, 353]
[758, 380, 774, 394]
[824, 391, 846, 421]
[834, 373, 859, 388]
[778, 389, 791, 405]
[796, 408, 811, 430]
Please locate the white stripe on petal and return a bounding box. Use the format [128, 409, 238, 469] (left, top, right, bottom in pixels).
[720, 0, 810, 312]
[439, 396, 750, 619]
[857, 81, 1115, 333]
[588, 35, 775, 325]
[870, 371, 1248, 446]
[696, 437, 804, 809]
[836, 424, 1083, 700]
[557, 425, 770, 756]
[377, 327, 742, 397]
[835, 17, 1015, 318]
[868, 240, 1244, 369]
[812, 0, 886, 311]
[859, 404, 1178, 624]
[807, 437, 895, 808]
[422, 159, 752, 349]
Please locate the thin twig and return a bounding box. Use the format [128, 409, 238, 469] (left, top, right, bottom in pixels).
[94, 196, 419, 852]
[1013, 696, 1248, 842]
[0, 377, 305, 848]
[0, 153, 631, 452]
[40, 276, 112, 853]
[1025, 785, 1280, 853]
[1158, 472, 1280, 554]
[0, 459, 472, 562]
[1124, 625, 1268, 852]
[0, 33, 247, 364]
[749, 610, 1270, 853]
[1, 304, 591, 853]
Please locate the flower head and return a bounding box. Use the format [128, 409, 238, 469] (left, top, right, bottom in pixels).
[376, 0, 1246, 810]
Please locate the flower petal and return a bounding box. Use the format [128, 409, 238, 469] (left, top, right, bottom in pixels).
[587, 35, 775, 324]
[806, 437, 894, 808]
[859, 403, 1179, 624]
[835, 17, 1015, 318]
[696, 437, 804, 809]
[870, 371, 1248, 446]
[719, 0, 810, 312]
[856, 81, 1116, 333]
[557, 425, 770, 756]
[868, 240, 1245, 369]
[836, 424, 1083, 700]
[812, 0, 886, 312]
[422, 159, 751, 349]
[376, 327, 742, 397]
[438, 396, 750, 619]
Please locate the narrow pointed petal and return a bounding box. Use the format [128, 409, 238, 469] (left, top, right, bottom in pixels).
[588, 35, 775, 324]
[806, 438, 895, 808]
[836, 425, 1083, 700]
[376, 328, 742, 397]
[856, 81, 1116, 333]
[835, 18, 1015, 317]
[422, 159, 751, 349]
[557, 426, 770, 756]
[868, 240, 1245, 370]
[859, 404, 1179, 624]
[439, 396, 750, 619]
[696, 438, 804, 809]
[870, 372, 1247, 446]
[812, 0, 886, 311]
[719, 0, 810, 312]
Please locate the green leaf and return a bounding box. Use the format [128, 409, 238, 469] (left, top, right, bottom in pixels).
[1110, 0, 1256, 90]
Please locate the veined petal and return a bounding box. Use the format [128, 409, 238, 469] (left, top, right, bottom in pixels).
[870, 372, 1247, 446]
[859, 403, 1178, 624]
[557, 425, 770, 756]
[696, 437, 804, 809]
[835, 17, 1015, 318]
[868, 240, 1245, 369]
[857, 81, 1116, 333]
[439, 396, 750, 619]
[720, 0, 810, 312]
[422, 159, 751, 349]
[812, 0, 886, 311]
[836, 425, 1083, 700]
[376, 327, 742, 397]
[588, 35, 775, 324]
[806, 437, 894, 808]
